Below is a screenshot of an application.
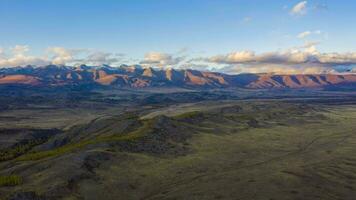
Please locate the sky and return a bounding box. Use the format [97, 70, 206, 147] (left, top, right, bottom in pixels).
[0, 0, 355, 74]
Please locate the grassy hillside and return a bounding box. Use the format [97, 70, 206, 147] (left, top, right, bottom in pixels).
[1, 99, 356, 199]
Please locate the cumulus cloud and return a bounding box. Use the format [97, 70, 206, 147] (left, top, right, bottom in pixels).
[209, 51, 255, 63]
[12, 45, 30, 56]
[205, 44, 356, 74]
[221, 64, 335, 75]
[0, 56, 49, 67]
[47, 47, 76, 65]
[48, 48, 125, 66]
[290, 1, 308, 16]
[207, 44, 356, 67]
[297, 31, 311, 39]
[140, 52, 184, 67]
[0, 45, 125, 67]
[0, 45, 50, 67]
[297, 30, 322, 39]
[0, 45, 355, 75]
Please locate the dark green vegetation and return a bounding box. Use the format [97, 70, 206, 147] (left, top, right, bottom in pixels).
[0, 175, 22, 187]
[0, 129, 60, 162]
[1, 87, 356, 199]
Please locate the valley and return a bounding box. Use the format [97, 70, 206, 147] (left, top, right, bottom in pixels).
[0, 86, 356, 200]
[2, 1, 356, 199]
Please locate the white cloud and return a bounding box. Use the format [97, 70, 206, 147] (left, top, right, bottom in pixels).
[11, 45, 30, 56]
[290, 1, 308, 16]
[0, 45, 50, 67]
[0, 48, 4, 58]
[209, 51, 255, 63]
[205, 44, 356, 74]
[317, 52, 356, 65]
[0, 55, 49, 67]
[206, 43, 354, 65]
[47, 47, 75, 65]
[0, 45, 355, 75]
[0, 46, 125, 67]
[140, 52, 184, 67]
[297, 31, 311, 39]
[297, 30, 322, 39]
[46, 47, 123, 66]
[221, 64, 335, 75]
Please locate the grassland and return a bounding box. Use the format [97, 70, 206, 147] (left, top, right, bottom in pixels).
[1, 88, 356, 200]
[16, 119, 152, 161]
[74, 103, 356, 200]
[0, 175, 22, 187]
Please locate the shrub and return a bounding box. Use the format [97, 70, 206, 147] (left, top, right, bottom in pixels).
[0, 175, 22, 186]
[0, 138, 48, 161]
[18, 120, 152, 161]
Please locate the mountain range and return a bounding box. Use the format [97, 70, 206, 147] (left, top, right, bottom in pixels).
[1, 65, 356, 89]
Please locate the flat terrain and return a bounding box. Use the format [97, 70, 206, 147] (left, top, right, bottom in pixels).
[0, 88, 356, 200]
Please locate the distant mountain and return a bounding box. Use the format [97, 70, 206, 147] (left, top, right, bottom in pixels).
[0, 65, 356, 89]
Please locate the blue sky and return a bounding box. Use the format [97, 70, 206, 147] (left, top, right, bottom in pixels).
[0, 0, 355, 73]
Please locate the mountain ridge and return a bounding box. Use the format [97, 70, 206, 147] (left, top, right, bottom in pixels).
[1, 65, 356, 89]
